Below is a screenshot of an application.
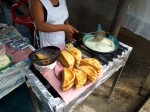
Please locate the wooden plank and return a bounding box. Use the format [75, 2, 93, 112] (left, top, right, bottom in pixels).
[109, 0, 131, 37]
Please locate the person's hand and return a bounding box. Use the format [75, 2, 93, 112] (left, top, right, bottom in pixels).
[63, 24, 78, 38]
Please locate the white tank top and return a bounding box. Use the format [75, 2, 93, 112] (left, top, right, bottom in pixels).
[39, 0, 69, 47]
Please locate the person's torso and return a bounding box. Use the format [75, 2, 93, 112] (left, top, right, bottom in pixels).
[40, 0, 68, 24]
[39, 0, 69, 47]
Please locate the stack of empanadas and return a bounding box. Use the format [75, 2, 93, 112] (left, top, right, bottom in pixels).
[78, 65, 97, 82]
[73, 69, 87, 89]
[62, 68, 75, 91]
[66, 47, 82, 67]
[59, 50, 75, 69]
[59, 47, 102, 91]
[80, 58, 102, 74]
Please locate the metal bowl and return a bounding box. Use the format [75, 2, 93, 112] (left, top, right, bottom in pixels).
[28, 46, 60, 66]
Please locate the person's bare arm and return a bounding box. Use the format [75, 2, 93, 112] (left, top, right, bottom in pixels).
[64, 19, 76, 38]
[31, 0, 78, 34]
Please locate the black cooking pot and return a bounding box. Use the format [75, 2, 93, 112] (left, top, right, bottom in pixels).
[28, 46, 60, 66]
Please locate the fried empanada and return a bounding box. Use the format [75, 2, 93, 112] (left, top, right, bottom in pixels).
[62, 68, 75, 89]
[73, 69, 87, 89]
[78, 65, 97, 82]
[63, 81, 74, 91]
[80, 58, 102, 74]
[66, 47, 82, 67]
[59, 50, 75, 69]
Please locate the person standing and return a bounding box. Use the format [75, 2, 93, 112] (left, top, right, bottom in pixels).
[30, 0, 78, 48]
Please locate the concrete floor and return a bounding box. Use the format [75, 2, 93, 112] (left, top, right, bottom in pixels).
[73, 28, 150, 112]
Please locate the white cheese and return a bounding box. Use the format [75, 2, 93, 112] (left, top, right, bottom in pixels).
[85, 37, 115, 52]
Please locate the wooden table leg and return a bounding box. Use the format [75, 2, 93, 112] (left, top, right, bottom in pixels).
[109, 0, 131, 37]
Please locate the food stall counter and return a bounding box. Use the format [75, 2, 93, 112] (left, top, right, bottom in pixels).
[25, 40, 132, 112]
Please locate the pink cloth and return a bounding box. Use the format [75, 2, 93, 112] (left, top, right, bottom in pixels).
[6, 45, 32, 63]
[41, 61, 103, 104]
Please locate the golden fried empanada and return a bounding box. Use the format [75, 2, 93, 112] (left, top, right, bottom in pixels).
[59, 50, 75, 69]
[62, 68, 75, 90]
[78, 65, 97, 82]
[73, 69, 87, 89]
[80, 58, 102, 74]
[63, 81, 74, 91]
[66, 47, 82, 67]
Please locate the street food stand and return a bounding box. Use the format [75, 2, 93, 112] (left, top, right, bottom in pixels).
[0, 23, 133, 112]
[25, 35, 132, 111]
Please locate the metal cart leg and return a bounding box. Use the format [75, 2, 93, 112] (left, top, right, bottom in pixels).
[25, 76, 41, 112]
[107, 66, 125, 99]
[28, 87, 41, 112]
[139, 73, 150, 96]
